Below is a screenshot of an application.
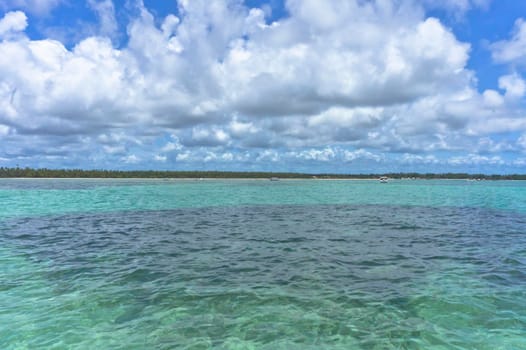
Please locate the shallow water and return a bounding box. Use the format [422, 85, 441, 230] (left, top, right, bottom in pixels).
[1, 179, 525, 349]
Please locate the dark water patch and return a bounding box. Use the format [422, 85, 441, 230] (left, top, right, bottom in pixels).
[1, 204, 526, 349]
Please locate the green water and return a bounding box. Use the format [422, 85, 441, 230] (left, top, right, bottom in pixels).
[0, 179, 525, 349]
[1, 179, 525, 218]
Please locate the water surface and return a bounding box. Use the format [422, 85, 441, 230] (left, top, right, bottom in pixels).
[1, 179, 525, 349]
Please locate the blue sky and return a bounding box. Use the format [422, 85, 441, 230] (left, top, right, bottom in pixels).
[1, 0, 526, 174]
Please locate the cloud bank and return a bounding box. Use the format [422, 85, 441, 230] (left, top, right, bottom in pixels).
[0, 0, 525, 172]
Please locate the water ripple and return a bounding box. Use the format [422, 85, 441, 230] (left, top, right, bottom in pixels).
[1, 204, 525, 349]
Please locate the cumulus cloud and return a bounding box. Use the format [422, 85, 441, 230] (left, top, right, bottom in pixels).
[189, 127, 231, 146]
[161, 141, 183, 152]
[482, 89, 504, 107]
[121, 154, 140, 164]
[0, 11, 27, 36]
[343, 149, 384, 162]
[499, 73, 526, 98]
[401, 154, 439, 164]
[154, 154, 167, 162]
[0, 2, 475, 142]
[448, 154, 504, 166]
[491, 18, 526, 64]
[256, 149, 280, 162]
[0, 0, 525, 172]
[294, 148, 337, 162]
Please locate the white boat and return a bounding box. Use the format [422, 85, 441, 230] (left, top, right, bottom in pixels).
[379, 176, 389, 183]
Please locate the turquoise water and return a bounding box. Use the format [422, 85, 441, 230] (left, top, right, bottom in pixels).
[1, 179, 525, 349]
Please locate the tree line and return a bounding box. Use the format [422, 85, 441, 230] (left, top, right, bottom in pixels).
[0, 167, 525, 180]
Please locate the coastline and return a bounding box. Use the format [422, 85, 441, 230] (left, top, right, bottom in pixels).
[1, 167, 525, 180]
[1, 177, 523, 181]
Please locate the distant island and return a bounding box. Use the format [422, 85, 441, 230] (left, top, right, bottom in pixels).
[1, 167, 525, 180]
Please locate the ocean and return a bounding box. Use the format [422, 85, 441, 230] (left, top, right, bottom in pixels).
[1, 179, 525, 349]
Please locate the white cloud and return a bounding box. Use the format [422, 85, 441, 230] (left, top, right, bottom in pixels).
[121, 154, 139, 164]
[284, 147, 384, 163]
[448, 154, 504, 166]
[0, 0, 62, 16]
[476, 137, 515, 153]
[221, 152, 234, 161]
[499, 73, 526, 98]
[294, 147, 336, 162]
[222, 12, 471, 117]
[202, 151, 242, 162]
[0, 11, 27, 36]
[491, 18, 526, 64]
[98, 132, 141, 145]
[256, 149, 280, 162]
[0, 124, 10, 136]
[343, 149, 383, 162]
[161, 141, 183, 152]
[175, 151, 190, 161]
[190, 127, 231, 146]
[0, 2, 476, 146]
[161, 14, 180, 38]
[229, 118, 258, 137]
[422, 0, 491, 17]
[0, 0, 525, 171]
[88, 0, 118, 39]
[103, 145, 126, 154]
[482, 89, 504, 107]
[468, 117, 526, 135]
[154, 154, 167, 162]
[401, 154, 439, 164]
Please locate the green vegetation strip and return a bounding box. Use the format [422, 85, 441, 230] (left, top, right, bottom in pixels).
[0, 167, 525, 180]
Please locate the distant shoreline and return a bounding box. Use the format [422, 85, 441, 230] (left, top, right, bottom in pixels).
[3, 177, 384, 180]
[3, 178, 525, 182]
[1, 168, 525, 180]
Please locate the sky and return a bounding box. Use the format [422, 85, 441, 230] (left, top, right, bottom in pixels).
[1, 0, 526, 174]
